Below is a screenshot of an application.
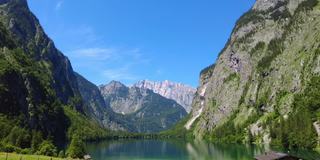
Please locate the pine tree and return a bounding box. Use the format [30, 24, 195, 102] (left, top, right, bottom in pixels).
[67, 134, 86, 158]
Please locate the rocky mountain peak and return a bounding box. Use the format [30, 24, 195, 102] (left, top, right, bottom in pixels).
[133, 80, 196, 113]
[99, 81, 128, 97]
[106, 80, 126, 88]
[253, 0, 287, 11]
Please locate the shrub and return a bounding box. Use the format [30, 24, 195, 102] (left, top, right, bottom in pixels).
[249, 41, 266, 57]
[270, 76, 320, 149]
[234, 10, 263, 32]
[1, 144, 19, 153]
[36, 140, 58, 157]
[31, 131, 43, 152]
[58, 150, 65, 158]
[5, 127, 31, 149]
[20, 148, 32, 155]
[224, 73, 240, 83]
[257, 38, 284, 73]
[296, 0, 318, 13]
[67, 134, 86, 158]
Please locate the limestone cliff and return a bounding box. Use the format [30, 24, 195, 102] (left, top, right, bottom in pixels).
[187, 0, 320, 148]
[134, 80, 196, 113]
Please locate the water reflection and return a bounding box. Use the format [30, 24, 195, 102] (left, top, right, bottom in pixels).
[86, 139, 320, 160]
[186, 140, 266, 160]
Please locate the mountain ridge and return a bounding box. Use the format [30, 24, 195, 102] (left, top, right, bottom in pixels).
[99, 80, 187, 133]
[133, 80, 196, 113]
[186, 0, 320, 149]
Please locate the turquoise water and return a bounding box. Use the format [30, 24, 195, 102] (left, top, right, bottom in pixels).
[86, 139, 320, 160]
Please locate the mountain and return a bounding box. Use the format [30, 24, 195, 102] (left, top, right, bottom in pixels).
[134, 80, 196, 113]
[185, 0, 320, 149]
[0, 0, 83, 110]
[74, 73, 125, 131]
[100, 81, 187, 133]
[0, 0, 112, 154]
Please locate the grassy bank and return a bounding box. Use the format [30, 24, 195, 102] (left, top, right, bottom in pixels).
[0, 152, 67, 160]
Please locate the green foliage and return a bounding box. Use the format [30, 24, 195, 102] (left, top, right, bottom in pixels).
[224, 73, 240, 83]
[0, 152, 65, 160]
[257, 38, 284, 73]
[36, 140, 58, 157]
[64, 107, 108, 141]
[31, 131, 43, 152]
[294, 76, 320, 114]
[58, 150, 65, 158]
[67, 134, 86, 158]
[209, 110, 260, 144]
[0, 115, 14, 139]
[270, 108, 317, 149]
[0, 143, 20, 153]
[249, 42, 266, 57]
[200, 64, 215, 77]
[4, 127, 31, 149]
[159, 114, 194, 139]
[296, 0, 319, 13]
[234, 31, 256, 47]
[0, 23, 16, 49]
[238, 78, 251, 105]
[270, 8, 291, 21]
[20, 148, 32, 155]
[209, 99, 217, 109]
[270, 76, 320, 149]
[0, 48, 69, 146]
[234, 10, 264, 32]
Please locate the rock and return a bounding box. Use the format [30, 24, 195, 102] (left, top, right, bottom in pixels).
[99, 81, 187, 133]
[189, 0, 320, 143]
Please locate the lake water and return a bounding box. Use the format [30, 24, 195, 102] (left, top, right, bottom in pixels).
[86, 139, 320, 160]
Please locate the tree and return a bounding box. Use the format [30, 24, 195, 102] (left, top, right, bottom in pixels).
[31, 131, 43, 152]
[36, 140, 57, 156]
[67, 134, 86, 158]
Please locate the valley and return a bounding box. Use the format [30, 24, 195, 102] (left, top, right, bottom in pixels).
[0, 0, 320, 159]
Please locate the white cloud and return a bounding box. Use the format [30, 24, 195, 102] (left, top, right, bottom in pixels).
[102, 65, 140, 81]
[56, 25, 151, 84]
[55, 1, 64, 10]
[68, 48, 116, 60]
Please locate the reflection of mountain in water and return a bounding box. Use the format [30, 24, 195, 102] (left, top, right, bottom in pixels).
[87, 139, 320, 160]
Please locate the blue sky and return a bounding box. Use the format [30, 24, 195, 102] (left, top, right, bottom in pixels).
[28, 0, 255, 87]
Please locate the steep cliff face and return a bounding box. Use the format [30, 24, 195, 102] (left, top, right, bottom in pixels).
[0, 0, 80, 145]
[100, 81, 187, 133]
[0, 0, 83, 110]
[0, 0, 112, 149]
[134, 80, 196, 113]
[74, 73, 125, 131]
[188, 0, 320, 148]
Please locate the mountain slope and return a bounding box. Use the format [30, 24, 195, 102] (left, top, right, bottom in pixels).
[74, 73, 125, 131]
[134, 80, 196, 113]
[0, 0, 83, 110]
[0, 0, 111, 153]
[100, 81, 187, 133]
[187, 0, 320, 149]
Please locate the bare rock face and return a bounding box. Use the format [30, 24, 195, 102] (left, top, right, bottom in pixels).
[253, 0, 286, 11]
[188, 0, 320, 145]
[134, 80, 196, 113]
[99, 81, 187, 133]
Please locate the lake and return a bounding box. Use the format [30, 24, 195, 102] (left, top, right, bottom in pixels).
[86, 139, 320, 160]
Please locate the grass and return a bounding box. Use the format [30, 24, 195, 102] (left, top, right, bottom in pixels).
[0, 152, 67, 160]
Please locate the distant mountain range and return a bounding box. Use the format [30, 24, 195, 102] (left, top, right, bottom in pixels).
[0, 0, 191, 154]
[134, 80, 196, 113]
[99, 81, 187, 133]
